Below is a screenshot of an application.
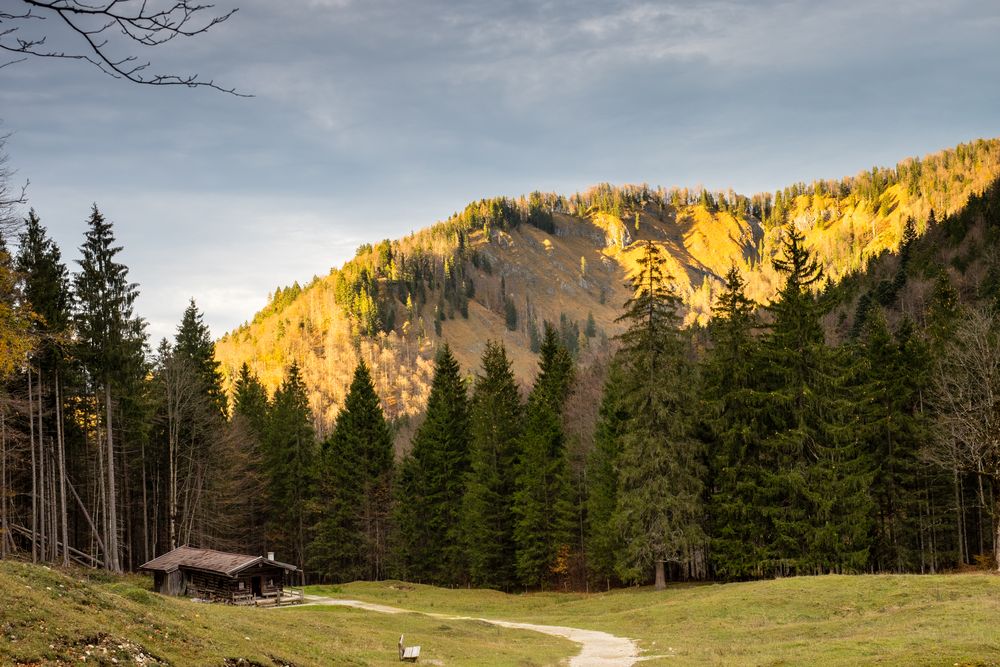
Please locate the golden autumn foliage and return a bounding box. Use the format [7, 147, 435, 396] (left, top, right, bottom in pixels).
[216, 138, 1000, 436]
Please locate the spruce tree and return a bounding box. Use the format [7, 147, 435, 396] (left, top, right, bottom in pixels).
[704, 267, 768, 579]
[265, 362, 316, 569]
[585, 361, 628, 586]
[16, 209, 72, 565]
[17, 210, 70, 358]
[174, 298, 226, 415]
[513, 323, 575, 588]
[395, 344, 470, 583]
[610, 241, 704, 588]
[73, 205, 147, 572]
[757, 225, 872, 575]
[857, 314, 930, 571]
[231, 362, 270, 554]
[926, 270, 961, 349]
[311, 361, 394, 582]
[462, 341, 523, 589]
[233, 363, 269, 439]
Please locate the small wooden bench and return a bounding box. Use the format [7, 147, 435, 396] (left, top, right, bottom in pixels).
[398, 635, 420, 662]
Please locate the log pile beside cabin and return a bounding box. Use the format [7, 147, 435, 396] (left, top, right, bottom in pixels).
[140, 546, 300, 605]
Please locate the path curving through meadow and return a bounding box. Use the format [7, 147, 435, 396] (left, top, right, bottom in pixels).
[295, 595, 642, 666]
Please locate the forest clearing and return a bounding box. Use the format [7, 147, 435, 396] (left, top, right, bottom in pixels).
[4, 559, 1000, 666]
[4, 2, 1000, 666]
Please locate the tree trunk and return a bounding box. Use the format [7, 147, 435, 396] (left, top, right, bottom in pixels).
[67, 477, 107, 557]
[95, 427, 105, 566]
[168, 394, 177, 552]
[977, 473, 987, 560]
[104, 382, 120, 572]
[654, 560, 666, 590]
[141, 439, 149, 564]
[995, 491, 1000, 572]
[1, 410, 7, 560]
[56, 373, 69, 567]
[28, 367, 37, 563]
[953, 466, 965, 565]
[37, 374, 48, 561]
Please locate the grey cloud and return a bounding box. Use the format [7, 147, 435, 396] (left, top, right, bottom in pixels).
[2, 0, 998, 341]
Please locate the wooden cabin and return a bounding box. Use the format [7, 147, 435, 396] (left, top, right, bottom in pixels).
[140, 546, 299, 604]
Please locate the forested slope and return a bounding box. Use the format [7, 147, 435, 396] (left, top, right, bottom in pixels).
[5, 137, 1000, 588]
[216, 138, 1000, 436]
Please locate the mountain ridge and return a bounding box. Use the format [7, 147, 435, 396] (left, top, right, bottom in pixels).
[215, 137, 1000, 437]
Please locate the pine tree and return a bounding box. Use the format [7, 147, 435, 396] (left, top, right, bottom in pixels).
[462, 341, 523, 589]
[394, 344, 470, 583]
[233, 363, 269, 439]
[174, 298, 226, 415]
[73, 205, 148, 572]
[513, 323, 575, 588]
[926, 270, 961, 348]
[17, 210, 70, 355]
[610, 241, 704, 588]
[231, 362, 269, 554]
[857, 313, 929, 572]
[757, 225, 872, 575]
[585, 362, 628, 586]
[265, 362, 316, 569]
[15, 209, 72, 565]
[704, 267, 767, 579]
[892, 217, 917, 292]
[311, 361, 394, 582]
[504, 297, 518, 331]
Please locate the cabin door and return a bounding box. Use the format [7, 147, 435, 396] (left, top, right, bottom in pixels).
[251, 576, 262, 597]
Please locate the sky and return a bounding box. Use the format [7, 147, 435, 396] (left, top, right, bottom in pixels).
[1, 0, 999, 343]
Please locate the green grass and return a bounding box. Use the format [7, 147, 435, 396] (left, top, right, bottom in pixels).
[0, 561, 572, 666]
[311, 574, 1000, 666]
[8, 560, 1000, 666]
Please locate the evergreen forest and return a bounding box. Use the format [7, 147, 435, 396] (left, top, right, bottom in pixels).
[5, 138, 1000, 589]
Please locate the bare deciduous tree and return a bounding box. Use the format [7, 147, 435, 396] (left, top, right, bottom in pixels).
[929, 307, 1000, 570]
[0, 0, 245, 94]
[0, 133, 27, 239]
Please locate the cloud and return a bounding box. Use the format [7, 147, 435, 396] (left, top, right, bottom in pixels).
[2, 0, 998, 341]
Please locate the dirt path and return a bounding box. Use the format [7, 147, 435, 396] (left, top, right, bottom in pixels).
[295, 595, 642, 666]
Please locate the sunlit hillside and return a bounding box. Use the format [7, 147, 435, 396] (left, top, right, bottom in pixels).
[216, 138, 1000, 437]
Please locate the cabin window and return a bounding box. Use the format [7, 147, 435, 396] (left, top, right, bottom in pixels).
[267, 578, 274, 587]
[238, 581, 245, 590]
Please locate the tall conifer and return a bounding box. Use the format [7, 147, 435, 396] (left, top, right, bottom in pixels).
[73, 205, 147, 572]
[265, 362, 316, 569]
[231, 362, 269, 554]
[16, 210, 71, 565]
[513, 323, 575, 588]
[462, 341, 522, 589]
[610, 241, 704, 588]
[857, 314, 929, 571]
[395, 344, 470, 583]
[758, 225, 872, 574]
[586, 362, 628, 586]
[311, 360, 394, 581]
[174, 298, 225, 415]
[233, 363, 269, 439]
[704, 267, 767, 579]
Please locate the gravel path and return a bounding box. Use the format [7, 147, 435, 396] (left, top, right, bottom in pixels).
[295, 595, 642, 666]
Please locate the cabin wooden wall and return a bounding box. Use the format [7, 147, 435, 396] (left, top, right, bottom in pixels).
[236, 564, 288, 597]
[153, 571, 185, 596]
[150, 565, 293, 602]
[186, 570, 238, 601]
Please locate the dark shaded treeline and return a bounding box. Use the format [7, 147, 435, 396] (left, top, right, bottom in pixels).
[4, 176, 1000, 589]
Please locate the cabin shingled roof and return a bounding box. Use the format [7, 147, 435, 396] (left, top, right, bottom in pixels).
[139, 545, 297, 576]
